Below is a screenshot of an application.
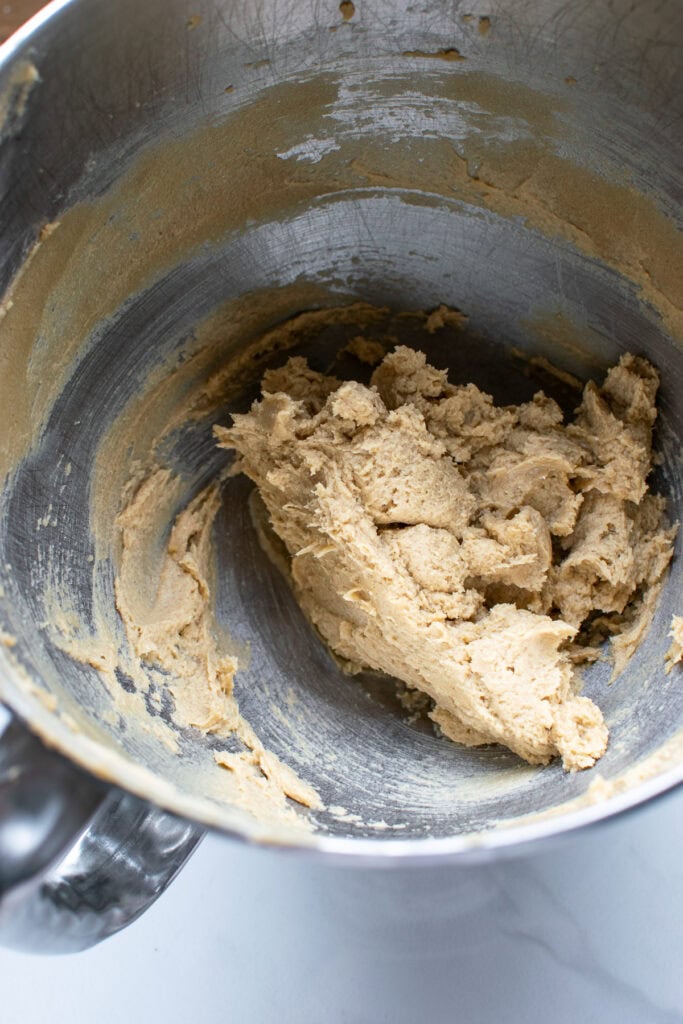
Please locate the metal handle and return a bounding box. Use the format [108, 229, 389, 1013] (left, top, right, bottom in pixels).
[0, 703, 204, 953]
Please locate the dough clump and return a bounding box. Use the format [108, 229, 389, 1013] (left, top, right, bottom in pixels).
[217, 345, 675, 770]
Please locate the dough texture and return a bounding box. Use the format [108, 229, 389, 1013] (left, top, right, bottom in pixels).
[217, 346, 675, 770]
[112, 468, 321, 823]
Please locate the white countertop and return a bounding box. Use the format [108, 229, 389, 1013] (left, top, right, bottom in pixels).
[1, 787, 681, 1024]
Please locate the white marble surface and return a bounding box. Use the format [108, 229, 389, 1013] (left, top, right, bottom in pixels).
[1, 788, 682, 1024]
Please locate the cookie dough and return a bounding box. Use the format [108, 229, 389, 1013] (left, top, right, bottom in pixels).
[217, 346, 675, 770]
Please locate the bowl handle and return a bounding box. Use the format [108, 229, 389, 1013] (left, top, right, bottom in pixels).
[0, 703, 203, 953]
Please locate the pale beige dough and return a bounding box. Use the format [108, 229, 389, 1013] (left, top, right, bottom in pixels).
[217, 345, 676, 771]
[113, 468, 321, 815]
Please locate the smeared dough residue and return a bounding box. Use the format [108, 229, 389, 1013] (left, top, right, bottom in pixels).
[218, 344, 676, 771]
[113, 468, 322, 817]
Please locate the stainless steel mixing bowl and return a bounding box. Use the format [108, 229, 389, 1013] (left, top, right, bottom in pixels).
[0, 0, 681, 952]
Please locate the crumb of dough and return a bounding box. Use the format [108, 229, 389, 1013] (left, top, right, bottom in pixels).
[424, 304, 468, 333]
[665, 616, 683, 673]
[216, 345, 675, 771]
[343, 335, 387, 365]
